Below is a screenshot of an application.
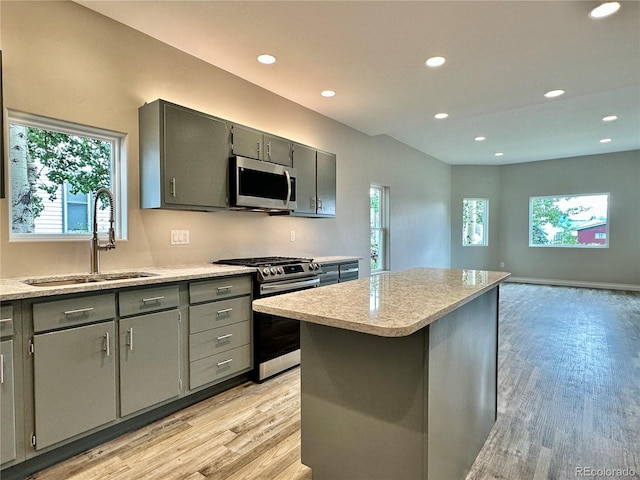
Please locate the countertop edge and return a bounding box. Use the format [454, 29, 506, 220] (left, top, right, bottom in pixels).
[253, 270, 511, 337]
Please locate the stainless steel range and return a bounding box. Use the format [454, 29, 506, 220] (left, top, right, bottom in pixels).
[215, 256, 322, 381]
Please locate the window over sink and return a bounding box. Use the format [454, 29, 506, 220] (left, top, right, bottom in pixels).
[7, 111, 126, 241]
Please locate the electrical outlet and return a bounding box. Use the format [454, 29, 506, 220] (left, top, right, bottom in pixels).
[500, 262, 505, 268]
[171, 230, 190, 245]
[290, 230, 296, 242]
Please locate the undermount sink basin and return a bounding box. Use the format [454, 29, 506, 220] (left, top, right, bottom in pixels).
[23, 272, 156, 287]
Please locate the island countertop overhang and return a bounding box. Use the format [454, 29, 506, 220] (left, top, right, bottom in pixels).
[252, 267, 511, 337]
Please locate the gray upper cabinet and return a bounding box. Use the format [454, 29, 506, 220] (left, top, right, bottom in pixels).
[292, 144, 336, 217]
[230, 124, 292, 166]
[139, 99, 229, 211]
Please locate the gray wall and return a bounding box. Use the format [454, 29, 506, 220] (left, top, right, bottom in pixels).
[452, 150, 640, 287]
[0, 1, 451, 279]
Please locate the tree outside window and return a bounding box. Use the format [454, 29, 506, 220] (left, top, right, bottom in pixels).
[370, 185, 389, 272]
[8, 112, 124, 239]
[529, 194, 609, 248]
[463, 198, 488, 246]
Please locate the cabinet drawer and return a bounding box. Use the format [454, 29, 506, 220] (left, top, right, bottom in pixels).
[189, 276, 251, 304]
[119, 284, 179, 317]
[189, 344, 251, 389]
[0, 305, 13, 337]
[189, 320, 250, 362]
[189, 296, 251, 334]
[33, 294, 116, 333]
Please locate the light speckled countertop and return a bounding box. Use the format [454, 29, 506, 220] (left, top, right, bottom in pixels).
[253, 267, 510, 337]
[0, 256, 361, 301]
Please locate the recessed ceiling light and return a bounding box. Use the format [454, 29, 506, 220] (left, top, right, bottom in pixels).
[257, 54, 276, 65]
[321, 90, 336, 98]
[425, 56, 446, 68]
[544, 89, 565, 98]
[600, 138, 612, 143]
[434, 113, 449, 119]
[474, 136, 486, 142]
[494, 152, 504, 157]
[602, 115, 618, 122]
[589, 2, 621, 19]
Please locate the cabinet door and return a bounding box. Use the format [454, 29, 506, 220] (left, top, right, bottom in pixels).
[34, 322, 116, 450]
[316, 151, 336, 217]
[291, 144, 317, 215]
[163, 103, 228, 208]
[230, 125, 263, 160]
[119, 310, 180, 417]
[1, 340, 16, 464]
[264, 134, 292, 166]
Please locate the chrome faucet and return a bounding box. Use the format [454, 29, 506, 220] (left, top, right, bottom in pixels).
[90, 187, 116, 274]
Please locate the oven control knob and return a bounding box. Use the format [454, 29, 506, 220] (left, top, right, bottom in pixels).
[270, 267, 278, 275]
[277, 267, 284, 274]
[263, 268, 270, 276]
[310, 262, 318, 270]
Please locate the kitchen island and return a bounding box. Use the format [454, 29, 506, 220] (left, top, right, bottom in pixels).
[253, 267, 510, 480]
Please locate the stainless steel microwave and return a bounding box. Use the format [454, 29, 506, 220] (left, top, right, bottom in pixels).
[229, 156, 297, 212]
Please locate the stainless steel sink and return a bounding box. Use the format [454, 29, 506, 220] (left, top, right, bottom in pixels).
[23, 272, 156, 287]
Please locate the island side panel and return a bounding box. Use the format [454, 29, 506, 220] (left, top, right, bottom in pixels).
[427, 286, 499, 480]
[300, 322, 428, 480]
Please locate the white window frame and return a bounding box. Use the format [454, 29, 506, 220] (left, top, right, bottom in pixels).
[370, 184, 390, 273]
[462, 198, 489, 246]
[8, 110, 127, 241]
[528, 193, 610, 248]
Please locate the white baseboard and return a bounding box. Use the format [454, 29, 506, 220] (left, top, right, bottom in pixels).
[506, 276, 640, 292]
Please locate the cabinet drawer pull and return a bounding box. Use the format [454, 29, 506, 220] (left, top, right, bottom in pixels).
[170, 177, 176, 196]
[216, 286, 233, 292]
[0, 354, 4, 384]
[142, 296, 165, 303]
[217, 358, 233, 367]
[0, 318, 12, 324]
[216, 308, 233, 316]
[64, 307, 94, 316]
[104, 332, 111, 357]
[216, 333, 233, 341]
[127, 327, 134, 351]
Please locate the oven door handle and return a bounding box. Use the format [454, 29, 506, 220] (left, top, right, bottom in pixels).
[284, 170, 292, 206]
[260, 277, 320, 295]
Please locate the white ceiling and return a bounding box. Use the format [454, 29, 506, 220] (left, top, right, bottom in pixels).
[77, 0, 640, 165]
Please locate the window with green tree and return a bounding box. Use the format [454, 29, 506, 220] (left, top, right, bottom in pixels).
[370, 184, 389, 272]
[529, 194, 609, 248]
[463, 198, 488, 246]
[8, 111, 125, 239]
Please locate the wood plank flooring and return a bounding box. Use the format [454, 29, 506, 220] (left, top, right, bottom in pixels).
[26, 283, 639, 479]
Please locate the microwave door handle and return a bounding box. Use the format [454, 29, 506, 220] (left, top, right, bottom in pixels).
[284, 170, 291, 206]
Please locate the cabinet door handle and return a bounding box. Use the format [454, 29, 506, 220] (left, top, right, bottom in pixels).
[64, 307, 94, 316]
[0, 354, 4, 384]
[318, 197, 323, 210]
[267, 141, 272, 159]
[311, 197, 316, 209]
[0, 318, 12, 324]
[142, 296, 165, 303]
[170, 177, 176, 196]
[127, 327, 134, 351]
[217, 358, 233, 367]
[216, 308, 233, 316]
[216, 333, 233, 342]
[104, 332, 111, 357]
[257, 140, 261, 157]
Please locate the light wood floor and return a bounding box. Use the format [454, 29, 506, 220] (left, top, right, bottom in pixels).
[27, 284, 639, 479]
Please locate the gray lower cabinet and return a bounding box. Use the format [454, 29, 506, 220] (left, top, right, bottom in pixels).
[119, 310, 180, 417]
[33, 321, 117, 450]
[338, 262, 359, 282]
[188, 276, 252, 389]
[292, 144, 336, 217]
[139, 99, 229, 211]
[1, 339, 16, 464]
